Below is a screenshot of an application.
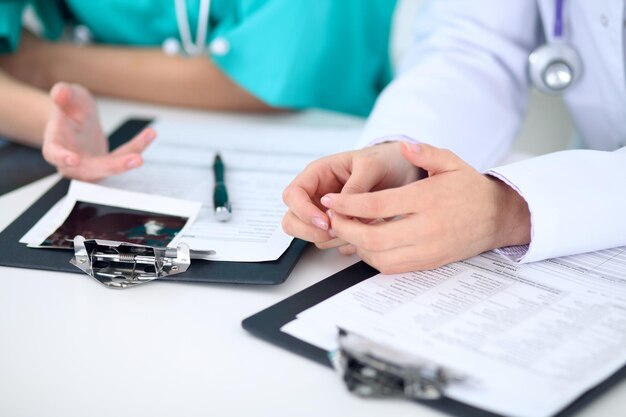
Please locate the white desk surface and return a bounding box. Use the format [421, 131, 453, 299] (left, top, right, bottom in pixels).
[0, 98, 624, 417]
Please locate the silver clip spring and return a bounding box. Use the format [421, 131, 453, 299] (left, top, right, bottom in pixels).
[330, 330, 467, 401]
[70, 235, 214, 289]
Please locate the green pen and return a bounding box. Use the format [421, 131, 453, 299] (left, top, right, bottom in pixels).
[213, 153, 231, 222]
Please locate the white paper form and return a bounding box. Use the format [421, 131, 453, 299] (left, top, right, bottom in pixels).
[101, 118, 361, 262]
[284, 247, 626, 417]
[21, 180, 201, 248]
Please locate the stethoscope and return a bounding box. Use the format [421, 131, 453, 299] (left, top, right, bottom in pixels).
[162, 0, 229, 57]
[67, 0, 227, 56]
[528, 0, 583, 94]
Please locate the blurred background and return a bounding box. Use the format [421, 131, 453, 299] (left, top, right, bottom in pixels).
[19, 0, 577, 157]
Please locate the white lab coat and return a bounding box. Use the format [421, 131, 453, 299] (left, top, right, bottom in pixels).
[361, 0, 626, 263]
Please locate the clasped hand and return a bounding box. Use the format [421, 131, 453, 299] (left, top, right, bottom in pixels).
[282, 142, 531, 273]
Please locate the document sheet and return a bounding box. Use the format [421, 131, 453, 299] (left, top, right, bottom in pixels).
[283, 248, 626, 417]
[21, 181, 201, 248]
[101, 118, 361, 262]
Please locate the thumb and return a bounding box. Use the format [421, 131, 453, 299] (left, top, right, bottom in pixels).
[50, 82, 72, 108]
[400, 142, 466, 176]
[50, 83, 94, 123]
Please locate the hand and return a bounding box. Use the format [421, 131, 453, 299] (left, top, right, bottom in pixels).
[321, 143, 531, 273]
[281, 142, 421, 253]
[43, 82, 156, 181]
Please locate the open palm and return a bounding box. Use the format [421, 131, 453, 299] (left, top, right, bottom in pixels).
[43, 83, 155, 181]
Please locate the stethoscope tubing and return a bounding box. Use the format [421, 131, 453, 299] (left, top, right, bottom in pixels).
[172, 0, 211, 56]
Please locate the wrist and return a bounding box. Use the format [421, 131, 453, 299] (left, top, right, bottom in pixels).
[20, 36, 59, 89]
[488, 176, 531, 248]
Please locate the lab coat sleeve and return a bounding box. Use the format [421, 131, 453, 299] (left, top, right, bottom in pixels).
[209, 0, 396, 117]
[487, 147, 626, 263]
[361, 0, 541, 170]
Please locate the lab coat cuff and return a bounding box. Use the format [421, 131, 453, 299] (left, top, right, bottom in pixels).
[494, 245, 530, 262]
[485, 165, 560, 264]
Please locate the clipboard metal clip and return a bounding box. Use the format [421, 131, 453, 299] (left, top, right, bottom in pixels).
[70, 235, 211, 289]
[330, 329, 466, 401]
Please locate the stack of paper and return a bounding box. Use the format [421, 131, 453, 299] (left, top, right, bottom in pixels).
[283, 248, 626, 417]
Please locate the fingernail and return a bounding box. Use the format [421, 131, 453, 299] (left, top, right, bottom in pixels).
[320, 195, 332, 208]
[64, 156, 77, 167]
[312, 216, 328, 231]
[144, 129, 156, 142]
[329, 228, 337, 238]
[126, 158, 140, 168]
[408, 143, 421, 153]
[50, 83, 64, 98]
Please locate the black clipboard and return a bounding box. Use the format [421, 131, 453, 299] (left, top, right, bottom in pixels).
[0, 119, 307, 285]
[0, 139, 56, 196]
[242, 261, 626, 416]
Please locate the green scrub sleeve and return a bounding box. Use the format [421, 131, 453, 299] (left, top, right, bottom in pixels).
[0, 1, 26, 53]
[210, 0, 396, 116]
[0, 0, 65, 54]
[31, 0, 65, 40]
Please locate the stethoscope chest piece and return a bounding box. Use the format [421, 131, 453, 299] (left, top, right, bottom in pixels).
[528, 42, 582, 94]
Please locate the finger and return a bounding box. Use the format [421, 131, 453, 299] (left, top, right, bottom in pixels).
[42, 103, 89, 169]
[58, 153, 143, 182]
[356, 245, 447, 275]
[321, 183, 423, 219]
[281, 210, 333, 243]
[46, 85, 78, 148]
[50, 82, 72, 108]
[338, 244, 357, 256]
[282, 179, 330, 232]
[400, 142, 466, 176]
[42, 136, 81, 168]
[112, 127, 157, 156]
[329, 211, 424, 252]
[50, 82, 94, 125]
[315, 237, 349, 250]
[340, 154, 388, 194]
[42, 95, 81, 167]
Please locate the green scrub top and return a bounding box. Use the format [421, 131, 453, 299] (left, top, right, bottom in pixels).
[0, 0, 65, 51]
[0, 0, 397, 116]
